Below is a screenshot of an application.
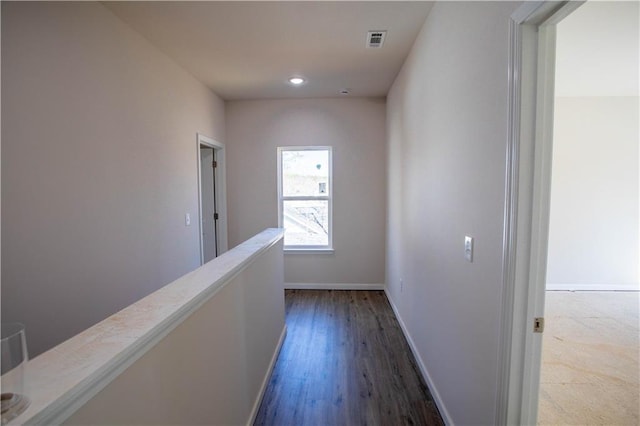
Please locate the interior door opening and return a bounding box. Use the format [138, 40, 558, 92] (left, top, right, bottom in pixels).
[200, 145, 217, 262]
[500, 1, 639, 424]
[538, 2, 639, 424]
[197, 133, 228, 265]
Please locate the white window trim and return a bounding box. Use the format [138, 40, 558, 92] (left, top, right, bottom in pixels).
[277, 146, 333, 252]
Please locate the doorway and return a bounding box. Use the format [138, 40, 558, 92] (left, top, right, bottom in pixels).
[200, 145, 217, 261]
[197, 133, 228, 264]
[538, 2, 639, 424]
[499, 1, 639, 424]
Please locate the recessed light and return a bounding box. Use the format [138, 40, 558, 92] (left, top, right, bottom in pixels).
[288, 77, 305, 85]
[340, 88, 351, 95]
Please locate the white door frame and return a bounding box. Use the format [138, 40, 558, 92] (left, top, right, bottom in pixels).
[497, 2, 584, 424]
[196, 133, 228, 264]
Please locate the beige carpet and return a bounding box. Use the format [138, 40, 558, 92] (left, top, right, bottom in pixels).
[538, 291, 639, 425]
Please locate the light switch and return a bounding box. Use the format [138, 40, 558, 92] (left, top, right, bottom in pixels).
[185, 213, 191, 226]
[464, 236, 473, 262]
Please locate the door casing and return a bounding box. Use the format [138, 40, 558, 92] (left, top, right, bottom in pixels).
[196, 133, 228, 265]
[497, 2, 584, 424]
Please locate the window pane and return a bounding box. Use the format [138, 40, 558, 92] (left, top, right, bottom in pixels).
[283, 200, 329, 246]
[282, 150, 329, 197]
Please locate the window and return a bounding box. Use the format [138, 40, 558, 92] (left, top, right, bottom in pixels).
[277, 146, 333, 251]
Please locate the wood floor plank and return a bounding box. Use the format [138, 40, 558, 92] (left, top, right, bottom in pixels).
[254, 290, 444, 426]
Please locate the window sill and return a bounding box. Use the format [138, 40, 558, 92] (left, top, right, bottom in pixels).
[284, 248, 335, 254]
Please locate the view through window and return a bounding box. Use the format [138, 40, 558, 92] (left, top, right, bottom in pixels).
[277, 146, 332, 249]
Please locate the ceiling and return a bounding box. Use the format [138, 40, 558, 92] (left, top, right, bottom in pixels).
[104, 1, 434, 100]
[555, 1, 639, 97]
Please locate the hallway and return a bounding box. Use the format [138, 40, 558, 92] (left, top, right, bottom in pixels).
[254, 290, 444, 426]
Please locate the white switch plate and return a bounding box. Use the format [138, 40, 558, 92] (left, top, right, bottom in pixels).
[185, 213, 191, 226]
[464, 236, 473, 262]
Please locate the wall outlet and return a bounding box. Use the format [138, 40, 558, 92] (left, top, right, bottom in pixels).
[465, 236, 473, 262]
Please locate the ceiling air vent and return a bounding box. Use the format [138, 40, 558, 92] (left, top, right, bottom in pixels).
[366, 30, 386, 48]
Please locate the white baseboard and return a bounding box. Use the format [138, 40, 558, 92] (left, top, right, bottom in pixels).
[546, 283, 639, 291]
[247, 325, 287, 426]
[383, 289, 453, 426]
[284, 282, 385, 290]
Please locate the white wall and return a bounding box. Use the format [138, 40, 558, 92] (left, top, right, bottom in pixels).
[64, 236, 285, 426]
[226, 98, 386, 285]
[546, 97, 639, 290]
[386, 2, 520, 424]
[1, 2, 225, 356]
[546, 1, 639, 290]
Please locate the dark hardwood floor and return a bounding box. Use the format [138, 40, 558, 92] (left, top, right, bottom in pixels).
[254, 290, 444, 426]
